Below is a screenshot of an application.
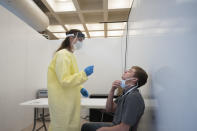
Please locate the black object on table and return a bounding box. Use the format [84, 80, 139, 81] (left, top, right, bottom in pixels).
[89, 94, 118, 122]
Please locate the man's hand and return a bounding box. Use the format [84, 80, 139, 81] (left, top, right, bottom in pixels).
[106, 80, 120, 112]
[111, 80, 121, 92]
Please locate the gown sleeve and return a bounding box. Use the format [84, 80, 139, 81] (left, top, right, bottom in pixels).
[55, 52, 88, 88]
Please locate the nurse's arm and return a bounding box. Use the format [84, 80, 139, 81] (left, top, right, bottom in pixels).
[55, 53, 88, 88]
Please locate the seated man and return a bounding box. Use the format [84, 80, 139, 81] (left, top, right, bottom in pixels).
[81, 66, 148, 131]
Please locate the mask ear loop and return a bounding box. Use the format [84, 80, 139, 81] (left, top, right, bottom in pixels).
[130, 78, 139, 88]
[136, 82, 139, 88]
[125, 78, 136, 86]
[130, 82, 138, 89]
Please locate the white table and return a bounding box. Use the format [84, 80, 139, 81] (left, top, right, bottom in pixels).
[20, 98, 107, 109]
[20, 98, 155, 131]
[20, 98, 107, 131]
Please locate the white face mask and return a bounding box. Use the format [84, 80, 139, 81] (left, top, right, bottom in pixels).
[74, 41, 83, 50]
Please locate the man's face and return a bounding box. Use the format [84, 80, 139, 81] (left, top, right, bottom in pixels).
[122, 68, 136, 80]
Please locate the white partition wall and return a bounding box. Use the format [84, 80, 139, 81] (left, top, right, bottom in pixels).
[0, 4, 123, 130]
[0, 5, 60, 131]
[124, 0, 197, 131]
[75, 38, 122, 94]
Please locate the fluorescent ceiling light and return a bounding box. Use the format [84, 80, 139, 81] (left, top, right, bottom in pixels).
[89, 31, 104, 37]
[47, 25, 65, 32]
[46, 0, 76, 12]
[108, 0, 133, 9]
[65, 24, 85, 31]
[86, 23, 104, 31]
[108, 30, 124, 36]
[53, 33, 66, 39]
[108, 22, 126, 30]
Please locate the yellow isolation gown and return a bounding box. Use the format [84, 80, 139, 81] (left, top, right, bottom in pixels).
[47, 49, 88, 131]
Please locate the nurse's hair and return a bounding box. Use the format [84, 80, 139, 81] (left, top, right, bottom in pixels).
[132, 66, 148, 87]
[56, 29, 82, 52]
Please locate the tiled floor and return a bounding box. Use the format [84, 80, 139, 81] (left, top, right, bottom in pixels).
[21, 121, 50, 131]
[22, 119, 89, 131]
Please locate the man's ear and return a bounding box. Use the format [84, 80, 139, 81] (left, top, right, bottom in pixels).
[133, 77, 138, 83]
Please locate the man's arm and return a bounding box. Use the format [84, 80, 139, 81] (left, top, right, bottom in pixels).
[96, 123, 130, 131]
[105, 80, 120, 112]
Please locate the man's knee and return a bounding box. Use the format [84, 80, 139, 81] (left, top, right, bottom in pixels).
[81, 122, 102, 131]
[81, 123, 92, 131]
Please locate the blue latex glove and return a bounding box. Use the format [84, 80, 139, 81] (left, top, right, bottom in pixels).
[80, 88, 89, 97]
[84, 65, 94, 76]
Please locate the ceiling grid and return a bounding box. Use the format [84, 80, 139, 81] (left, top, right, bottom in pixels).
[33, 0, 132, 39]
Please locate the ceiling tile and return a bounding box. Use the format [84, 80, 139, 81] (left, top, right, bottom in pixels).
[108, 9, 130, 22]
[58, 13, 81, 24]
[108, 0, 133, 9]
[65, 24, 85, 31]
[53, 33, 66, 39]
[89, 31, 104, 37]
[83, 12, 104, 23]
[47, 25, 65, 32]
[78, 0, 103, 10]
[86, 23, 104, 31]
[46, 0, 76, 12]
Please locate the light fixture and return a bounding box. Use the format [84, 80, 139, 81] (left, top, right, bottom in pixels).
[86, 23, 104, 31]
[108, 30, 124, 36]
[53, 33, 66, 39]
[47, 25, 65, 32]
[108, 22, 126, 30]
[108, 0, 133, 9]
[65, 24, 85, 31]
[89, 31, 104, 37]
[46, 0, 76, 12]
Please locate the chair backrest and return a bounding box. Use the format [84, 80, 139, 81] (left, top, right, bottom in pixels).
[130, 117, 141, 131]
[36, 89, 48, 98]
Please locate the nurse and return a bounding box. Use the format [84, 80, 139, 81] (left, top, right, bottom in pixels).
[47, 29, 94, 131]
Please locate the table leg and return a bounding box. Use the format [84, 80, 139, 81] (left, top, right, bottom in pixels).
[32, 108, 37, 131]
[42, 108, 47, 131]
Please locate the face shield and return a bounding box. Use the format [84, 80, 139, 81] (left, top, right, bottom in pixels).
[66, 32, 85, 50]
[66, 32, 85, 41]
[76, 32, 85, 41]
